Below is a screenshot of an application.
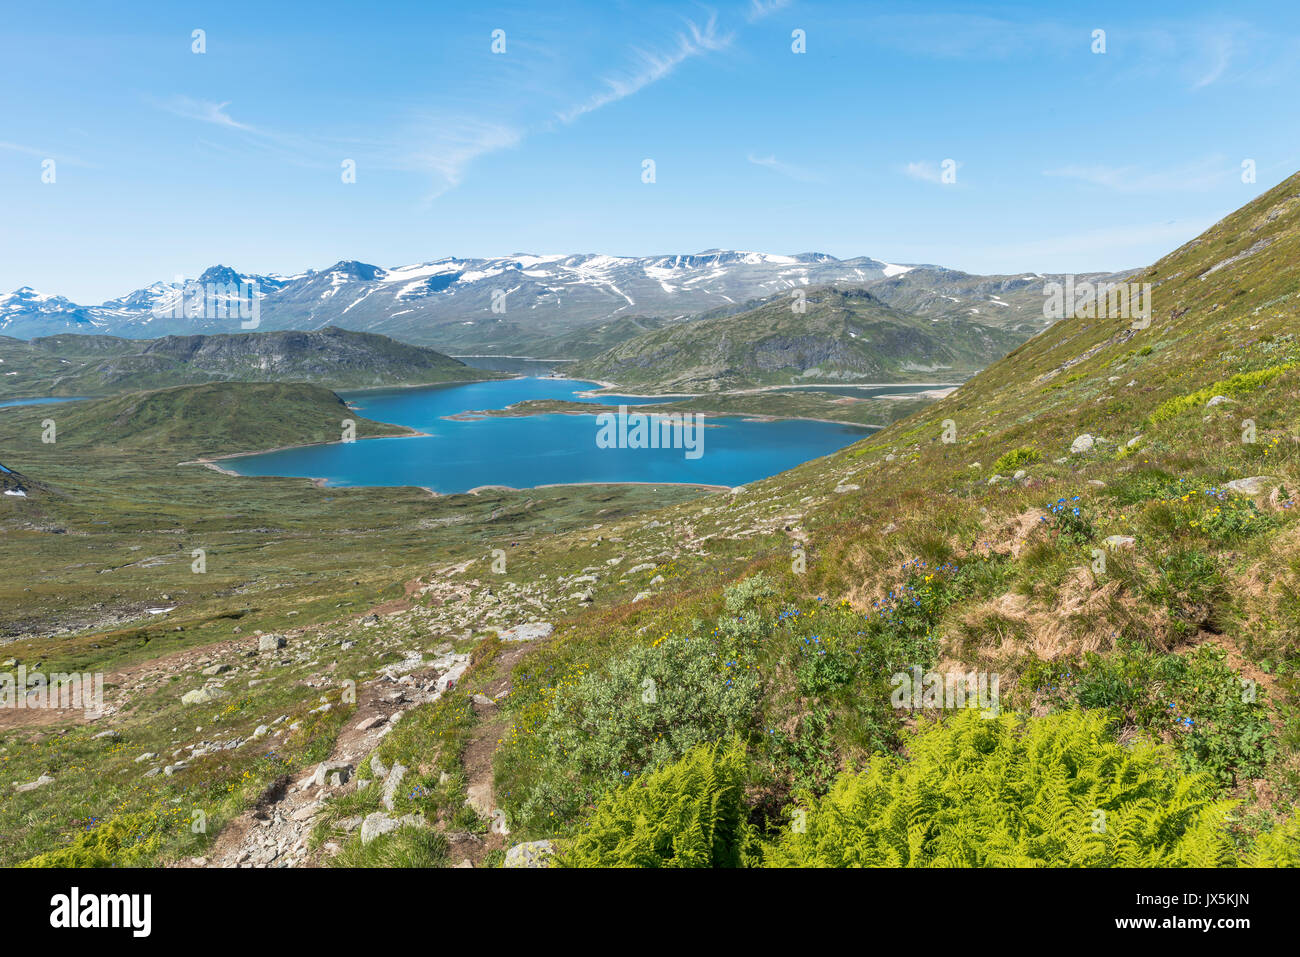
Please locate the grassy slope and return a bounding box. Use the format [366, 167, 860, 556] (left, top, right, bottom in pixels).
[570, 288, 1022, 393]
[454, 171, 1300, 857]
[269, 171, 1300, 866]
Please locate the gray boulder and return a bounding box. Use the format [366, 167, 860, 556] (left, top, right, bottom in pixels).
[499, 622, 554, 642]
[381, 763, 408, 811]
[181, 687, 226, 706]
[13, 774, 55, 793]
[359, 811, 424, 845]
[1226, 476, 1279, 497]
[504, 840, 556, 868]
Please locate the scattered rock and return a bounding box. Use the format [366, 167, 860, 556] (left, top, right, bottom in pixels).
[13, 774, 54, 792]
[308, 761, 353, 790]
[1226, 476, 1279, 497]
[359, 811, 424, 845]
[435, 656, 470, 693]
[1070, 434, 1095, 454]
[466, 782, 494, 820]
[504, 840, 556, 868]
[257, 635, 287, 652]
[499, 622, 554, 642]
[381, 764, 408, 811]
[181, 687, 226, 706]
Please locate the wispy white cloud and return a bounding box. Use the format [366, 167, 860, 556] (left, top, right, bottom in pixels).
[1043, 156, 1233, 192]
[152, 14, 735, 200]
[0, 140, 93, 167]
[746, 0, 791, 22]
[748, 152, 819, 182]
[558, 15, 732, 124]
[1192, 32, 1234, 89]
[851, 11, 1292, 95]
[402, 119, 524, 199]
[151, 94, 345, 173]
[903, 160, 959, 184]
[154, 95, 259, 132]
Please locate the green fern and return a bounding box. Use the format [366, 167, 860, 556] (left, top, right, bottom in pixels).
[1245, 815, 1300, 867]
[767, 710, 1237, 868]
[559, 739, 760, 868]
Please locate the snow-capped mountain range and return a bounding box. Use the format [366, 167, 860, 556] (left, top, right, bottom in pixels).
[0, 251, 930, 349]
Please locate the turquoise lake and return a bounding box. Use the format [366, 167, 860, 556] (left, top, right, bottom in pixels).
[0, 396, 88, 408]
[223, 377, 876, 493]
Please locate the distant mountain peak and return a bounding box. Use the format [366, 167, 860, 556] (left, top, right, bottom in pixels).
[198, 265, 246, 286]
[0, 250, 1099, 348]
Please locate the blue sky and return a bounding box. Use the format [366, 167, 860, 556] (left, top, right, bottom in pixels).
[3, 0, 1299, 302]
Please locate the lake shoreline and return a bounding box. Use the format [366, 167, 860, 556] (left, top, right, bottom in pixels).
[575, 379, 962, 399]
[466, 480, 731, 494]
[183, 425, 429, 476]
[199, 375, 888, 494]
[445, 403, 883, 428]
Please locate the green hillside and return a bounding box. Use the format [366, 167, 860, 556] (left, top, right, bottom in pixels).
[569, 288, 1024, 392]
[0, 326, 496, 400]
[35, 381, 407, 456]
[436, 170, 1300, 865]
[530, 314, 679, 359]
